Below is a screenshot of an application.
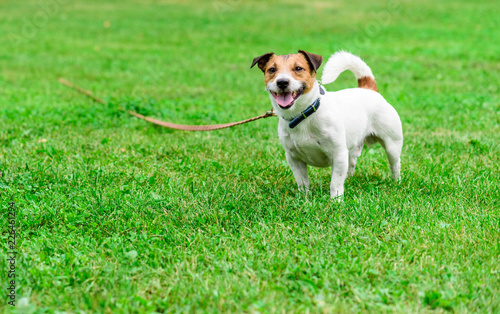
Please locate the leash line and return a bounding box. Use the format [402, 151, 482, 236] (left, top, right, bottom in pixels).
[58, 78, 276, 131]
[58, 78, 106, 104]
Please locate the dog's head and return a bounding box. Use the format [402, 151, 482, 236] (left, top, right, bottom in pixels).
[251, 50, 323, 112]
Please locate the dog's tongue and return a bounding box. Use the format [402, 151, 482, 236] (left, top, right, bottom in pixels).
[276, 92, 293, 107]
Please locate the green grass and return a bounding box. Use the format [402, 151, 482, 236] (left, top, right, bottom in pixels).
[1, 0, 500, 312]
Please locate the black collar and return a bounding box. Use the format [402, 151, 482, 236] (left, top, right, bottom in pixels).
[288, 85, 324, 129]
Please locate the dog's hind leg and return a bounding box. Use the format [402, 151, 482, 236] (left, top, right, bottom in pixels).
[285, 153, 309, 192]
[380, 138, 402, 181]
[348, 143, 364, 177]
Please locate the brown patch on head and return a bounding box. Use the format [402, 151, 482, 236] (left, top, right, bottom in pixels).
[260, 54, 286, 86]
[286, 53, 317, 94]
[357, 76, 378, 92]
[298, 50, 323, 73]
[251, 52, 275, 72]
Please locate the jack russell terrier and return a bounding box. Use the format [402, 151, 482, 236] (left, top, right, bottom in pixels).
[251, 50, 403, 199]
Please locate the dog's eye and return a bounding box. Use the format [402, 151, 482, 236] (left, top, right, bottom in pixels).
[268, 67, 276, 74]
[294, 66, 303, 72]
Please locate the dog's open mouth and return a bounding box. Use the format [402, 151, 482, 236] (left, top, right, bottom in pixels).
[271, 88, 304, 109]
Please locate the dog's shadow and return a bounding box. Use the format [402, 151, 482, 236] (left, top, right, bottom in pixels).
[306, 167, 400, 201]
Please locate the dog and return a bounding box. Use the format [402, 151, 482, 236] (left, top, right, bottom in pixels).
[251, 50, 403, 199]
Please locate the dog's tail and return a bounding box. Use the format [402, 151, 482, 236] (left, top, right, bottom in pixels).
[321, 51, 378, 92]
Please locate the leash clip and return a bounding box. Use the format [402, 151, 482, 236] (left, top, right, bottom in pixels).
[266, 109, 276, 117]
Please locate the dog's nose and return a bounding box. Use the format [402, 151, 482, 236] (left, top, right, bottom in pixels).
[277, 79, 289, 90]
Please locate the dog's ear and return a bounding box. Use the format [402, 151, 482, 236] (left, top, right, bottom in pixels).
[298, 50, 323, 73]
[251, 52, 275, 72]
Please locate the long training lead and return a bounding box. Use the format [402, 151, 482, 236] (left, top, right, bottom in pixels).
[58, 78, 276, 131]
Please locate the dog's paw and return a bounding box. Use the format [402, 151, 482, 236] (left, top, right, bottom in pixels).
[297, 184, 309, 192]
[330, 188, 344, 202]
[297, 187, 310, 196]
[331, 195, 343, 202]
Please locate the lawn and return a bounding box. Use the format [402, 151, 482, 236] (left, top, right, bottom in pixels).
[1, 0, 499, 312]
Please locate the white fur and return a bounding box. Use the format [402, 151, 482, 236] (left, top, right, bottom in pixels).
[321, 50, 375, 84]
[267, 51, 403, 200]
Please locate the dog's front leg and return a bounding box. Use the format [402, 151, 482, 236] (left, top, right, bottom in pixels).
[330, 150, 349, 200]
[285, 152, 309, 193]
